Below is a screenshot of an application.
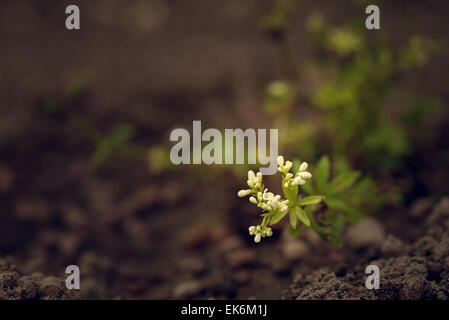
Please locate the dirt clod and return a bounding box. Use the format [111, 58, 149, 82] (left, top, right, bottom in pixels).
[283, 198, 449, 300]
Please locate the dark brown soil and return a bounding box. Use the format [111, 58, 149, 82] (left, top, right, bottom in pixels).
[0, 259, 81, 300]
[282, 198, 449, 300]
[1, 0, 449, 300]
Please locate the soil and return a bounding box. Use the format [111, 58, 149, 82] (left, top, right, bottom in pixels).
[282, 198, 449, 300]
[0, 0, 449, 300]
[0, 259, 80, 300]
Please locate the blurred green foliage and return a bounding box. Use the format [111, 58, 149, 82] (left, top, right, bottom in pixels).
[308, 20, 440, 171]
[299, 155, 382, 244]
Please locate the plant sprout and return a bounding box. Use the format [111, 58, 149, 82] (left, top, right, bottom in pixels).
[237, 155, 324, 243]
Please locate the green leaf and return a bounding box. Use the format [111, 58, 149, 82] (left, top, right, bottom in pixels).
[329, 170, 360, 194]
[328, 213, 345, 246]
[270, 209, 288, 225]
[293, 206, 311, 227]
[326, 198, 363, 223]
[297, 195, 325, 206]
[300, 180, 314, 195]
[316, 155, 331, 192]
[290, 211, 298, 229]
[305, 209, 326, 240]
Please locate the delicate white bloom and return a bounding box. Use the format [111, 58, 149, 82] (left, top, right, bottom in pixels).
[249, 226, 256, 235]
[239, 157, 317, 243]
[299, 171, 312, 179]
[262, 188, 274, 200]
[238, 189, 250, 197]
[291, 176, 303, 186]
[277, 156, 284, 167]
[299, 162, 308, 172]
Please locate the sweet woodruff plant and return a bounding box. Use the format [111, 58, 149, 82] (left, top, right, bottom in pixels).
[238, 156, 324, 243]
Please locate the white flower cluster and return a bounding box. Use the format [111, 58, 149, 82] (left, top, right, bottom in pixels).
[248, 225, 273, 243]
[238, 170, 288, 214]
[238, 169, 290, 243]
[237, 156, 313, 244]
[277, 156, 312, 188]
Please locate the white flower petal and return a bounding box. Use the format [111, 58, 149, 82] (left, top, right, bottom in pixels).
[299, 162, 308, 172]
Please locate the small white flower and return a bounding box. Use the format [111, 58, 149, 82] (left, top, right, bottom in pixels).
[284, 161, 293, 172]
[249, 226, 256, 235]
[280, 200, 289, 206]
[280, 205, 289, 213]
[285, 173, 293, 180]
[249, 197, 258, 204]
[262, 189, 274, 200]
[277, 156, 284, 167]
[254, 233, 262, 243]
[299, 162, 308, 172]
[248, 170, 256, 181]
[299, 171, 312, 179]
[291, 176, 301, 186]
[238, 189, 250, 197]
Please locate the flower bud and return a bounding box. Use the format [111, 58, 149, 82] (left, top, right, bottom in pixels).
[299, 171, 312, 179]
[299, 162, 308, 172]
[277, 156, 284, 167]
[254, 233, 262, 243]
[284, 161, 293, 171]
[248, 170, 255, 181]
[238, 189, 250, 197]
[249, 197, 258, 204]
[291, 176, 302, 186]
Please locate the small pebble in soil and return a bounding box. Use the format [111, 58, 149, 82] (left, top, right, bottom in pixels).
[178, 257, 206, 275]
[345, 218, 385, 249]
[233, 271, 250, 285]
[281, 240, 308, 262]
[381, 234, 406, 257]
[226, 249, 256, 269]
[173, 280, 204, 299]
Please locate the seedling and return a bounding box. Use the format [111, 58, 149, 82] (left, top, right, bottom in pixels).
[237, 155, 325, 243]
